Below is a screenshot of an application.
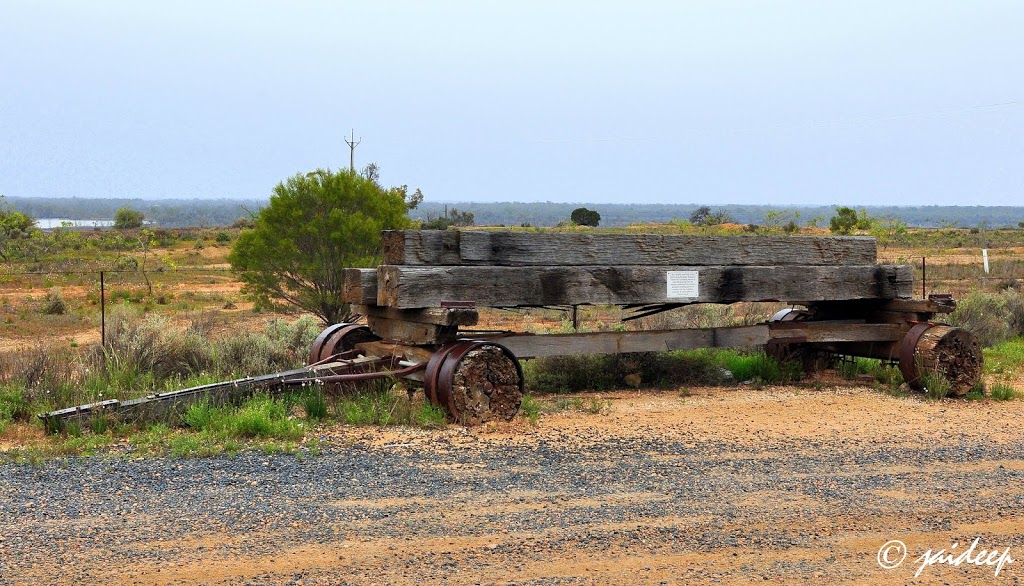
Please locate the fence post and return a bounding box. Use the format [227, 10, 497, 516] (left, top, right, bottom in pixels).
[921, 257, 926, 299]
[100, 271, 106, 346]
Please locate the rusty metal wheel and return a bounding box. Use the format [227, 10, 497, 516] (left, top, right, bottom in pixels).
[898, 323, 982, 396]
[425, 341, 523, 425]
[308, 323, 380, 364]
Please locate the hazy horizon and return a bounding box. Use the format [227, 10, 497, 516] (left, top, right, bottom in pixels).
[2, 1, 1021, 206]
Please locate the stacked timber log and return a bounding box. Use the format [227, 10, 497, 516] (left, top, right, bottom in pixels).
[349, 230, 913, 312]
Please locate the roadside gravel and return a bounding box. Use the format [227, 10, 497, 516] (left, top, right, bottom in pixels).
[3, 386, 1024, 585]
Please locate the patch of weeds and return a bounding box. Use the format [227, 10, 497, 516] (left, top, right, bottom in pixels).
[984, 338, 1024, 375]
[53, 432, 115, 457]
[872, 363, 904, 388]
[129, 423, 174, 457]
[337, 390, 401, 425]
[305, 437, 322, 457]
[302, 390, 329, 421]
[259, 441, 296, 455]
[921, 370, 952, 400]
[232, 398, 299, 439]
[411, 402, 447, 428]
[519, 394, 541, 425]
[718, 351, 799, 385]
[585, 398, 611, 415]
[837, 358, 864, 380]
[989, 382, 1019, 401]
[209, 395, 305, 441]
[554, 397, 585, 411]
[169, 432, 224, 458]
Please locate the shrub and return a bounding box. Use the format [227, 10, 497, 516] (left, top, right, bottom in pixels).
[946, 290, 1024, 347]
[98, 305, 212, 381]
[215, 232, 231, 244]
[40, 288, 67, 315]
[264, 315, 321, 357]
[213, 332, 296, 377]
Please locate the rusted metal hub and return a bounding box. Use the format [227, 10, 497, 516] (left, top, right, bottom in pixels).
[424, 340, 524, 424]
[898, 322, 938, 389]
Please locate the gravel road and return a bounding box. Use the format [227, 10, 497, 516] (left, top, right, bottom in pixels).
[3, 386, 1024, 585]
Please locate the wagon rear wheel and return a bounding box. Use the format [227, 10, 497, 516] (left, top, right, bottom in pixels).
[425, 341, 524, 425]
[309, 323, 380, 364]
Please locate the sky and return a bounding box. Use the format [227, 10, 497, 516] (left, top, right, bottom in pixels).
[1, 1, 1021, 206]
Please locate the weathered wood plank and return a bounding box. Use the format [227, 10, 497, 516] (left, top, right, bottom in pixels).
[479, 322, 905, 359]
[343, 268, 378, 305]
[768, 322, 905, 343]
[382, 231, 878, 266]
[378, 265, 913, 309]
[355, 340, 436, 364]
[481, 326, 769, 358]
[365, 315, 458, 344]
[382, 230, 462, 265]
[357, 304, 479, 326]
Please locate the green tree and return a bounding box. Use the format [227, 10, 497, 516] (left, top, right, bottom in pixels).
[570, 207, 601, 227]
[114, 207, 145, 229]
[0, 196, 39, 261]
[829, 207, 858, 235]
[870, 215, 908, 251]
[228, 168, 415, 324]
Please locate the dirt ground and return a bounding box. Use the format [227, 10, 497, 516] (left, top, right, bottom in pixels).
[4, 385, 1024, 585]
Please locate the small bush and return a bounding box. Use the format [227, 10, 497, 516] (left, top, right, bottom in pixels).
[99, 305, 212, 381]
[215, 232, 231, 244]
[0, 386, 31, 422]
[213, 332, 296, 376]
[946, 290, 1024, 348]
[264, 315, 321, 357]
[114, 256, 138, 271]
[40, 288, 67, 315]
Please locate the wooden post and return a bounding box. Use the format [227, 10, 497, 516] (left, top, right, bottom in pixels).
[921, 257, 926, 299]
[100, 271, 106, 346]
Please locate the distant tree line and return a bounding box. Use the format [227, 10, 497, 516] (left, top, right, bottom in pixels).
[7, 196, 1024, 229]
[6, 196, 264, 228]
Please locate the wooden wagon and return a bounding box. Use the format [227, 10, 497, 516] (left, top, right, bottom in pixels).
[42, 230, 983, 429]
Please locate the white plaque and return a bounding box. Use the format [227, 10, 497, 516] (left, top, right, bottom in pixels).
[666, 271, 699, 299]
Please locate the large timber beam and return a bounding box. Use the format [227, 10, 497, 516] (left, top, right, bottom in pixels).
[382, 231, 878, 267]
[377, 264, 913, 309]
[478, 322, 905, 359]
